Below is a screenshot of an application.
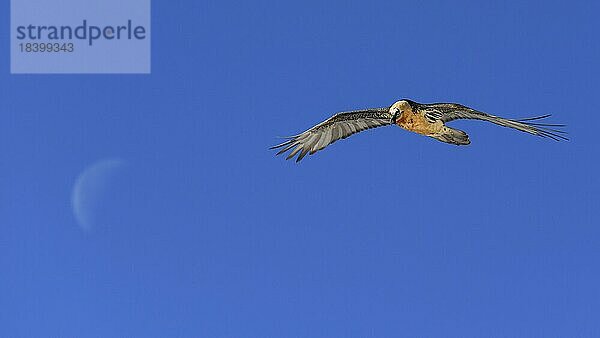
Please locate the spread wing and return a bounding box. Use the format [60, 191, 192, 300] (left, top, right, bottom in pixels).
[271, 108, 392, 162]
[421, 103, 567, 141]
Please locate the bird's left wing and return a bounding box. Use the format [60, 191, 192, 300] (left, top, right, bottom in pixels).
[422, 103, 568, 141]
[271, 108, 391, 162]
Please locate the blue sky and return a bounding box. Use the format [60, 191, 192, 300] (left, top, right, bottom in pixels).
[1, 0, 599, 337]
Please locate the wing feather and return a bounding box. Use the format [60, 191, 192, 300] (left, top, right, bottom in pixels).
[348, 122, 358, 134]
[313, 128, 332, 153]
[286, 145, 303, 160]
[271, 108, 392, 162]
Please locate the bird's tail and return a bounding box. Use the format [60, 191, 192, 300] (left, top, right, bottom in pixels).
[432, 126, 471, 145]
[477, 114, 568, 141]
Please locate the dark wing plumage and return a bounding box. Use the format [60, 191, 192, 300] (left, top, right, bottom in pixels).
[421, 103, 568, 141]
[271, 108, 391, 162]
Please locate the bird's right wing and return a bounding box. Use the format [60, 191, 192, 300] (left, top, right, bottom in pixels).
[271, 108, 391, 162]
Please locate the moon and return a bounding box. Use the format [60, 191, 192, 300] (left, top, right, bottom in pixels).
[71, 159, 125, 232]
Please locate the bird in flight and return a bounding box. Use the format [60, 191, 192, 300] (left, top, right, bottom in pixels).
[271, 99, 567, 162]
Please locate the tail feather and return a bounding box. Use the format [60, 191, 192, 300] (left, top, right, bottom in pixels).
[432, 126, 471, 145]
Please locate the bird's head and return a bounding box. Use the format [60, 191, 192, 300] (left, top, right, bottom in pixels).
[389, 100, 413, 124]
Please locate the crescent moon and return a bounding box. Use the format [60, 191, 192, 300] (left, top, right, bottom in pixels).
[71, 159, 124, 232]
